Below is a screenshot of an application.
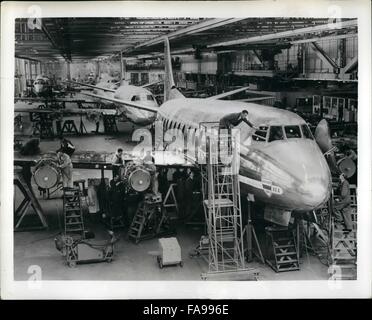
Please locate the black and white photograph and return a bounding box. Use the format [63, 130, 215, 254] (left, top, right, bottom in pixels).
[1, 1, 371, 300]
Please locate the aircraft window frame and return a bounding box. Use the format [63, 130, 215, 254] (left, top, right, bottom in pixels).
[252, 125, 269, 142]
[284, 125, 302, 139]
[147, 95, 154, 101]
[268, 126, 284, 142]
[300, 124, 314, 140]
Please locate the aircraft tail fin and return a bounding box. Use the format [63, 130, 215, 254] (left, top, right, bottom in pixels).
[164, 37, 185, 102]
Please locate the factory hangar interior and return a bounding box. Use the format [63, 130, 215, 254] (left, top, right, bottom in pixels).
[13, 17, 358, 281]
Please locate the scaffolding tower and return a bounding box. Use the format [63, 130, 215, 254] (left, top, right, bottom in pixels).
[198, 123, 257, 280]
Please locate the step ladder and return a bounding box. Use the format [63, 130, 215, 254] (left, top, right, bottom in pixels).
[198, 123, 257, 280]
[63, 187, 85, 238]
[329, 218, 357, 280]
[162, 183, 179, 216]
[329, 185, 357, 280]
[265, 226, 300, 272]
[128, 194, 169, 243]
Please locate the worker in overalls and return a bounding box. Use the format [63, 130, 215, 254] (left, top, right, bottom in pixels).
[57, 150, 73, 189]
[334, 173, 353, 230]
[112, 148, 123, 179]
[60, 138, 75, 156]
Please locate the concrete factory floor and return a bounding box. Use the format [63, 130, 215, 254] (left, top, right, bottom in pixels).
[13, 100, 329, 281]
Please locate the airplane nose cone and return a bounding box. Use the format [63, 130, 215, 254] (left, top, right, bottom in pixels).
[299, 179, 330, 208]
[264, 139, 331, 210]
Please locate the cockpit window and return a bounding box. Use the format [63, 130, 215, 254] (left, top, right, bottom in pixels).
[285, 125, 302, 139]
[301, 124, 314, 140]
[147, 95, 154, 101]
[131, 95, 140, 101]
[252, 125, 268, 142]
[268, 126, 284, 142]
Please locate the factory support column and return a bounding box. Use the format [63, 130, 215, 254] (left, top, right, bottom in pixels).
[120, 51, 126, 84]
[28, 60, 33, 80]
[96, 60, 100, 82]
[66, 61, 71, 82]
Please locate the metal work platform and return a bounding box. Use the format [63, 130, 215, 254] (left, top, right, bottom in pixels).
[198, 123, 258, 280]
[329, 185, 357, 280]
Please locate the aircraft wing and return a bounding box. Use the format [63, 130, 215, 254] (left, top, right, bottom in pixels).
[64, 80, 116, 93]
[82, 92, 159, 114]
[14, 96, 99, 104]
[206, 86, 251, 100]
[141, 80, 163, 88]
[236, 96, 275, 102]
[14, 107, 117, 116]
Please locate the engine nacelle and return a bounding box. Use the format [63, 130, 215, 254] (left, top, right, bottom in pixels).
[33, 156, 61, 189]
[121, 161, 152, 193]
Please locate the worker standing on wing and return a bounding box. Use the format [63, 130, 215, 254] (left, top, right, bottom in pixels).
[57, 149, 73, 189]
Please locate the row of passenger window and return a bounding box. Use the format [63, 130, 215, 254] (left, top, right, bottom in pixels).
[252, 124, 314, 142]
[160, 117, 195, 135]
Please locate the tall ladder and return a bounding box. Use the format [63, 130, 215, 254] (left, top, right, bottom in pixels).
[63, 187, 85, 238]
[199, 124, 257, 280]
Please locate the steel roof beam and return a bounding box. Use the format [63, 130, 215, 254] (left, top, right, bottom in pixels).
[124, 18, 246, 52]
[208, 19, 357, 48]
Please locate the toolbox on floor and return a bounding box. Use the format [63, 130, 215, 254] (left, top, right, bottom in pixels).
[157, 237, 183, 268]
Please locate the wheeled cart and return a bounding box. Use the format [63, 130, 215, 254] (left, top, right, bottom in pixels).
[55, 231, 118, 267]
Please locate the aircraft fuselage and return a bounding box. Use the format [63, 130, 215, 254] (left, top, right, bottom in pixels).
[157, 98, 331, 212]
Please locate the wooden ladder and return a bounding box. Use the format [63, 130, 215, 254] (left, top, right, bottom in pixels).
[128, 197, 166, 243]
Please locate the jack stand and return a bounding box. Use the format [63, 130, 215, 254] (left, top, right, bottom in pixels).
[14, 170, 48, 231]
[243, 195, 264, 263]
[61, 120, 79, 135]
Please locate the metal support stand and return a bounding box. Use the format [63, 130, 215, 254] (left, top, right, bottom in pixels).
[14, 171, 48, 231]
[61, 120, 79, 135]
[243, 195, 264, 263]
